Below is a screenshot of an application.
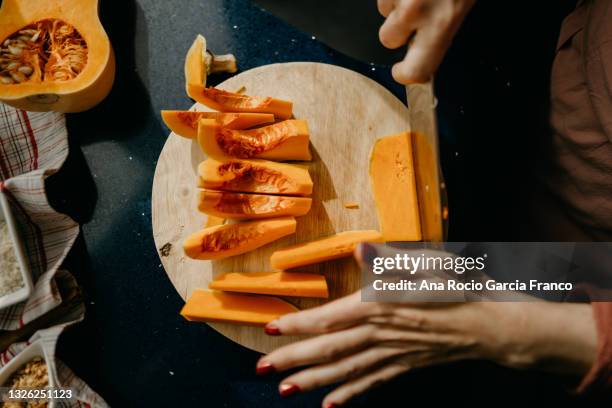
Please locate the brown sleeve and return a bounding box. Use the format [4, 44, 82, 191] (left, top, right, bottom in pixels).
[577, 302, 612, 393]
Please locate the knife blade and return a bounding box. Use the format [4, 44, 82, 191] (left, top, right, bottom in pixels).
[406, 82, 447, 242]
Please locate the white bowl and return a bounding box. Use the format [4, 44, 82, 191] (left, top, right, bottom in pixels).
[0, 191, 34, 310]
[0, 340, 56, 408]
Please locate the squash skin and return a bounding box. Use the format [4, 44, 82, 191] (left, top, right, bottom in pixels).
[181, 289, 298, 326]
[369, 132, 422, 241]
[188, 85, 293, 119]
[161, 110, 275, 138]
[198, 118, 311, 161]
[270, 230, 384, 270]
[209, 272, 329, 298]
[0, 0, 115, 112]
[183, 216, 296, 260]
[198, 158, 313, 196]
[198, 190, 312, 219]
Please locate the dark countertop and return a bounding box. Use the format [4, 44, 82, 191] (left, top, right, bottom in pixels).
[45, 0, 586, 406]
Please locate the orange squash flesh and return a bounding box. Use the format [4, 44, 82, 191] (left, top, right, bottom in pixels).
[205, 215, 225, 227]
[270, 230, 384, 270]
[198, 119, 311, 161]
[0, 0, 115, 112]
[161, 110, 275, 138]
[198, 190, 312, 219]
[181, 289, 298, 326]
[209, 272, 329, 298]
[187, 85, 293, 119]
[184, 34, 206, 92]
[183, 216, 296, 260]
[369, 132, 422, 241]
[198, 158, 313, 196]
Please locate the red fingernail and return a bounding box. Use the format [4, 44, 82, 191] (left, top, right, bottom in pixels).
[325, 403, 338, 408]
[279, 383, 300, 397]
[264, 324, 281, 336]
[256, 361, 275, 375]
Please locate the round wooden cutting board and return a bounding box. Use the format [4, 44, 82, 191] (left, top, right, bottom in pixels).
[152, 62, 410, 353]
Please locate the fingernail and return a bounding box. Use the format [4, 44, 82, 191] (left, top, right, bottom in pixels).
[358, 242, 378, 265]
[264, 323, 281, 336]
[279, 383, 300, 397]
[256, 361, 275, 375]
[325, 403, 338, 408]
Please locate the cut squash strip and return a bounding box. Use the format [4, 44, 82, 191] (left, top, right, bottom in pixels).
[181, 289, 298, 326]
[198, 158, 313, 196]
[161, 110, 275, 138]
[184, 34, 207, 92]
[209, 272, 328, 298]
[198, 119, 311, 161]
[187, 86, 293, 119]
[369, 132, 422, 241]
[184, 216, 296, 260]
[205, 215, 225, 227]
[198, 190, 311, 219]
[270, 230, 384, 270]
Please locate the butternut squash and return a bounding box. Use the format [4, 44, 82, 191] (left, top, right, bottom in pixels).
[198, 119, 311, 161]
[183, 216, 296, 260]
[161, 110, 274, 138]
[270, 230, 384, 270]
[184, 34, 236, 93]
[0, 0, 115, 112]
[198, 158, 313, 196]
[198, 190, 311, 219]
[187, 86, 293, 119]
[181, 289, 298, 326]
[209, 272, 328, 298]
[369, 132, 422, 241]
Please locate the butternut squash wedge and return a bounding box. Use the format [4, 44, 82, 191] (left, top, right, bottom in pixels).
[187, 86, 293, 119]
[181, 289, 298, 326]
[270, 230, 384, 270]
[0, 0, 115, 112]
[369, 132, 422, 241]
[161, 110, 274, 138]
[183, 216, 296, 260]
[198, 119, 311, 161]
[198, 190, 312, 219]
[198, 158, 313, 196]
[209, 272, 328, 298]
[184, 34, 236, 93]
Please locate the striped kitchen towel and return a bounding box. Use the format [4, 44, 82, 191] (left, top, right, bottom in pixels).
[0, 104, 107, 406]
[0, 103, 79, 329]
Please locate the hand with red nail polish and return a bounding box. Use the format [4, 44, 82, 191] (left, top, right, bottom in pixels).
[255, 243, 597, 407]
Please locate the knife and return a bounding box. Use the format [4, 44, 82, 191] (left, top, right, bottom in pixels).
[406, 82, 448, 242]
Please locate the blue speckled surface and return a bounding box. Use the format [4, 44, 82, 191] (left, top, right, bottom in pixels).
[44, 0, 584, 406]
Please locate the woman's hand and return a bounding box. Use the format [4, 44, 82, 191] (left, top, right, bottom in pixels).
[378, 0, 476, 83]
[257, 256, 597, 407]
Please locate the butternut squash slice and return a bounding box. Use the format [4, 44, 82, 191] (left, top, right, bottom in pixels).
[184, 34, 236, 93]
[198, 119, 311, 161]
[270, 230, 384, 270]
[0, 0, 115, 112]
[198, 158, 313, 196]
[161, 110, 275, 138]
[181, 289, 298, 326]
[183, 216, 296, 260]
[209, 272, 329, 298]
[198, 190, 312, 219]
[187, 86, 293, 119]
[369, 132, 422, 241]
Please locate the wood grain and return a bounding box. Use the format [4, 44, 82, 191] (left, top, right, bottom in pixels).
[152, 62, 411, 353]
